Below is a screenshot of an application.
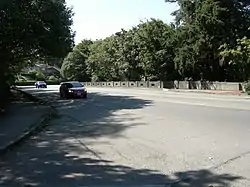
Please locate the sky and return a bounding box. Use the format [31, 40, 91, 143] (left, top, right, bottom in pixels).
[66, 0, 178, 44]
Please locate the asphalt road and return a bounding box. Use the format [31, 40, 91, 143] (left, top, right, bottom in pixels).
[0, 85, 250, 187]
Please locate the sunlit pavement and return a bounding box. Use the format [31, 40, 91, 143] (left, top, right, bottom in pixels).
[0, 85, 250, 187]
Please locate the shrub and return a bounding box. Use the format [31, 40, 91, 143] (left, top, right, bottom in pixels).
[15, 80, 35, 86]
[27, 71, 38, 80]
[15, 80, 61, 86]
[48, 75, 58, 81]
[245, 81, 250, 95]
[36, 71, 45, 80]
[47, 80, 61, 85]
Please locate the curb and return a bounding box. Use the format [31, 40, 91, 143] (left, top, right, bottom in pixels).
[14, 87, 51, 106]
[0, 88, 57, 156]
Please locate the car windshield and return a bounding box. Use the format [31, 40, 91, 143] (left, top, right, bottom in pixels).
[38, 81, 45, 84]
[70, 82, 83, 88]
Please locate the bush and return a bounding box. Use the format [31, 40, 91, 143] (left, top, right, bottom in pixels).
[27, 71, 38, 80]
[48, 75, 58, 81]
[36, 71, 45, 80]
[15, 81, 35, 86]
[15, 80, 61, 86]
[245, 81, 250, 95]
[46, 80, 61, 85]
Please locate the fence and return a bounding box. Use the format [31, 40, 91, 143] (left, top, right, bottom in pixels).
[82, 81, 246, 92]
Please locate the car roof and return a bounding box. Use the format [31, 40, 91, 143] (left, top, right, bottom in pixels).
[60, 81, 81, 85]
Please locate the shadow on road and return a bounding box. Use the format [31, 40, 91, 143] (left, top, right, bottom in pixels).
[0, 153, 242, 187]
[21, 89, 153, 138]
[0, 148, 242, 187]
[0, 89, 243, 186]
[0, 89, 49, 151]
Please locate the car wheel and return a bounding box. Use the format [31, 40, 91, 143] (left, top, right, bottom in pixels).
[60, 92, 63, 99]
[63, 92, 69, 99]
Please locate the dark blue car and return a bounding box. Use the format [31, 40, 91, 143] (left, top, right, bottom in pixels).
[59, 81, 87, 99]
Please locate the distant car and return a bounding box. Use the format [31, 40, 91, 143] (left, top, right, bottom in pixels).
[35, 81, 47, 88]
[59, 81, 87, 99]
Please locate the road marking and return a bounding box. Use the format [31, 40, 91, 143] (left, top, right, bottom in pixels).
[160, 99, 250, 110]
[91, 88, 250, 102]
[90, 90, 250, 110]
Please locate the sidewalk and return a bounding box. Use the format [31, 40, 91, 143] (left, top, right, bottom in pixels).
[0, 90, 50, 154]
[165, 89, 247, 96]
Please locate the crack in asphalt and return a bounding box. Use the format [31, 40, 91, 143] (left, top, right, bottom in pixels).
[74, 138, 103, 160]
[54, 95, 106, 161]
[209, 150, 250, 171]
[166, 150, 250, 186]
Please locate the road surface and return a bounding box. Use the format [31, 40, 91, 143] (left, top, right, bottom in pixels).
[0, 85, 250, 187]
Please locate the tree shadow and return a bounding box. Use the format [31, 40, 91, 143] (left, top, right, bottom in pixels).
[171, 170, 242, 186]
[0, 138, 242, 187]
[0, 88, 244, 187]
[0, 89, 34, 116]
[0, 103, 47, 146]
[20, 88, 153, 139]
[0, 90, 49, 149]
[0, 156, 243, 187]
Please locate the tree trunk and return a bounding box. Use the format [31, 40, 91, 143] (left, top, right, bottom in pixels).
[0, 57, 11, 110]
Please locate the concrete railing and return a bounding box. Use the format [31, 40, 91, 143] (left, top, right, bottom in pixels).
[82, 81, 245, 91]
[83, 81, 163, 89]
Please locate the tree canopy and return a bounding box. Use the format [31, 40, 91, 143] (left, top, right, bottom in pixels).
[61, 0, 250, 82]
[0, 0, 74, 106]
[0, 0, 74, 84]
[61, 19, 178, 81]
[2, 0, 250, 90]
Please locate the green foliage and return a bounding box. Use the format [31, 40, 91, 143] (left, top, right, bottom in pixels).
[245, 81, 250, 95]
[27, 71, 38, 80]
[48, 75, 58, 81]
[61, 1, 250, 83]
[15, 80, 60, 86]
[219, 36, 250, 81]
[0, 0, 74, 100]
[61, 40, 92, 81]
[2, 0, 250, 96]
[62, 19, 177, 82]
[165, 0, 250, 81]
[15, 80, 36, 86]
[36, 71, 45, 80]
[58, 0, 250, 83]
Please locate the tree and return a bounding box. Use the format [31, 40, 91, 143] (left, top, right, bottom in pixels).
[220, 35, 250, 81]
[61, 40, 92, 81]
[87, 36, 122, 81]
[166, 0, 250, 81]
[36, 71, 45, 81]
[0, 0, 74, 84]
[59, 0, 250, 83]
[0, 0, 74, 107]
[135, 19, 176, 81]
[115, 28, 141, 81]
